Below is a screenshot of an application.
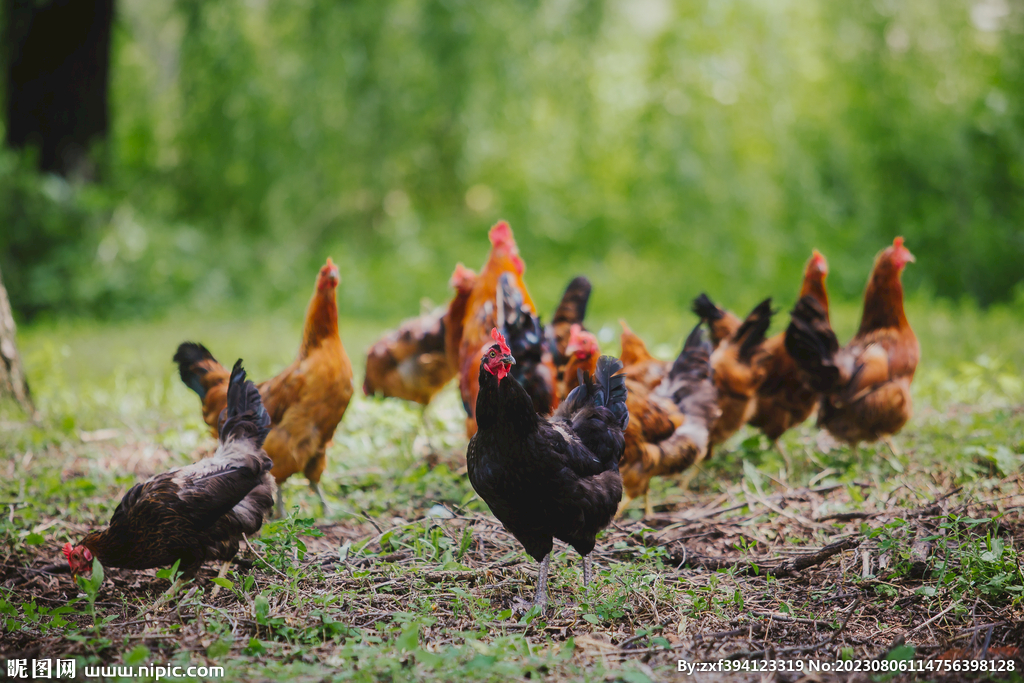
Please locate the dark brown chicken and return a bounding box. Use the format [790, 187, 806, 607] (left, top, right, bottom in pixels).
[748, 250, 831, 445]
[467, 329, 628, 610]
[693, 298, 773, 449]
[785, 238, 918, 449]
[174, 258, 353, 516]
[362, 264, 477, 406]
[64, 361, 274, 579]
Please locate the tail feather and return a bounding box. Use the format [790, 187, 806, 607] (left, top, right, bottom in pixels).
[784, 295, 841, 393]
[668, 323, 713, 381]
[734, 298, 773, 362]
[552, 276, 592, 326]
[561, 355, 628, 426]
[173, 342, 220, 399]
[219, 360, 271, 448]
[691, 293, 724, 322]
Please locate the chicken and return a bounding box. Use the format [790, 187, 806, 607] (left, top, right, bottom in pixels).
[785, 237, 918, 449]
[695, 298, 773, 448]
[546, 276, 592, 380]
[64, 361, 275, 579]
[174, 258, 354, 516]
[692, 293, 743, 348]
[444, 263, 479, 376]
[619, 325, 721, 518]
[618, 320, 668, 390]
[747, 250, 831, 446]
[362, 308, 448, 405]
[362, 264, 477, 406]
[467, 329, 628, 610]
[559, 324, 600, 400]
[496, 273, 559, 416]
[457, 222, 557, 436]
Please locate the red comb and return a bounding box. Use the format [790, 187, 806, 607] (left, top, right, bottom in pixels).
[893, 236, 905, 249]
[488, 221, 515, 249]
[490, 327, 511, 356]
[62, 543, 73, 562]
[449, 262, 476, 288]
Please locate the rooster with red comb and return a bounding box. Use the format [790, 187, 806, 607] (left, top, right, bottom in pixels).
[467, 328, 628, 611]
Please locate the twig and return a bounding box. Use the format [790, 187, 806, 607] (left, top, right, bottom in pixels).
[730, 598, 861, 659]
[907, 602, 957, 634]
[751, 611, 836, 628]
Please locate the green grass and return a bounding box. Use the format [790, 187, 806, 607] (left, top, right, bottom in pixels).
[1, 299, 1023, 680]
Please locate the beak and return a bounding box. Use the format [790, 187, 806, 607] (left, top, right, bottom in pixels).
[502, 354, 516, 365]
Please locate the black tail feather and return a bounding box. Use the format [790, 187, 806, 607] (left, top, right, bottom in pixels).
[552, 276, 592, 326]
[593, 356, 629, 430]
[668, 323, 712, 381]
[784, 296, 841, 393]
[734, 298, 773, 362]
[173, 342, 217, 399]
[691, 293, 724, 322]
[220, 360, 271, 448]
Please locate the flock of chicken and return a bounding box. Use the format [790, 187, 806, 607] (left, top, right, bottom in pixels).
[61, 222, 918, 609]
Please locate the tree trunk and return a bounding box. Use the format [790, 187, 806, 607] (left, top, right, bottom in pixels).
[3, 0, 115, 178]
[0, 265, 32, 411]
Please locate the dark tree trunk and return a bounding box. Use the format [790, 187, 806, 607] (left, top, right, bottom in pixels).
[3, 0, 115, 178]
[0, 265, 32, 412]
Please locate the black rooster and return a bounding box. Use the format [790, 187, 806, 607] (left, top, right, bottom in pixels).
[467, 328, 628, 609]
[64, 360, 275, 579]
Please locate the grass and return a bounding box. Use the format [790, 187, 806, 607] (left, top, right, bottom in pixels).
[1, 298, 1023, 681]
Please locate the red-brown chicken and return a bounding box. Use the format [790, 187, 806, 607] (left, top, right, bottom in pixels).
[457, 222, 557, 436]
[561, 325, 720, 519]
[467, 329, 628, 610]
[546, 276, 592, 383]
[173, 258, 354, 516]
[64, 361, 275, 579]
[618, 320, 669, 390]
[445, 263, 479, 376]
[693, 298, 774, 449]
[785, 238, 918, 449]
[620, 326, 721, 517]
[748, 250, 831, 446]
[362, 264, 477, 406]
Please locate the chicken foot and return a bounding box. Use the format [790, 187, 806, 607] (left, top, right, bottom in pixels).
[310, 481, 331, 516]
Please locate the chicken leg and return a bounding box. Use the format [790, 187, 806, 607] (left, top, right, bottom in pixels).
[310, 481, 331, 516]
[532, 553, 551, 610]
[275, 489, 285, 518]
[582, 553, 593, 587]
[615, 494, 635, 519]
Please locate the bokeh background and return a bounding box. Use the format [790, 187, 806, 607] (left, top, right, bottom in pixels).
[2, 0, 1023, 330]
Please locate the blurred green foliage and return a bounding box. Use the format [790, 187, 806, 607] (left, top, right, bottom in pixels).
[2, 0, 1023, 321]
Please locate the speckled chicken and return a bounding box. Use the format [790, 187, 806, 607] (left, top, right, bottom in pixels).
[362, 263, 477, 406]
[63, 361, 275, 579]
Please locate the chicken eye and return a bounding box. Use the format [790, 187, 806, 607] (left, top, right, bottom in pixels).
[489, 350, 496, 358]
